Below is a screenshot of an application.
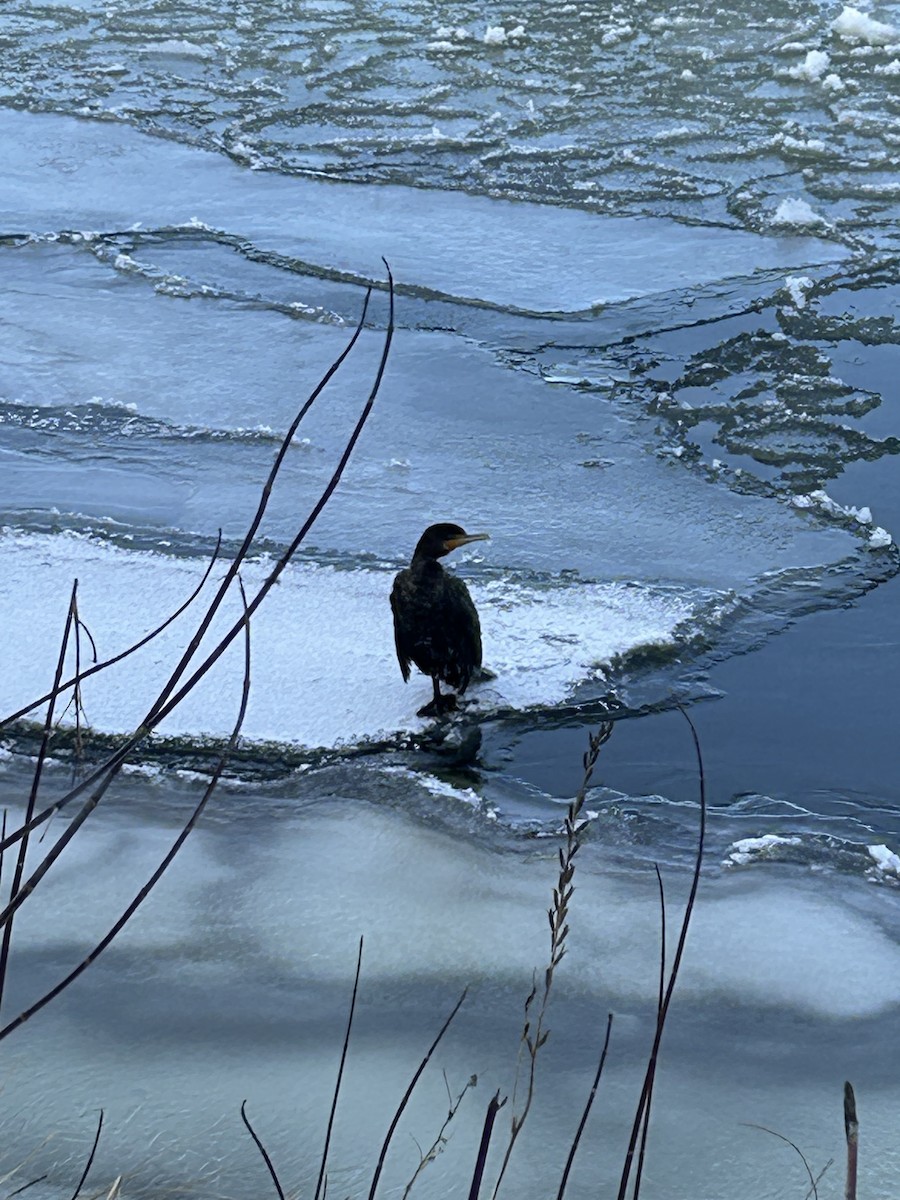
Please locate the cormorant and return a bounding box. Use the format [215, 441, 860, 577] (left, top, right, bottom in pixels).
[390, 523, 490, 717]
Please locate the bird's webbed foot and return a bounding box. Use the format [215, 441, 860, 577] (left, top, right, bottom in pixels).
[417, 693, 458, 719]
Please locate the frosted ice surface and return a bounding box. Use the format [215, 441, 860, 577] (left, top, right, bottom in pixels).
[484, 25, 509, 44]
[0, 533, 695, 747]
[0, 111, 850, 316]
[676, 877, 900, 1017]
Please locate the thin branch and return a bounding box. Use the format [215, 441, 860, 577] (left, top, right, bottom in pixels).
[617, 705, 706, 1200]
[0, 580, 252, 1041]
[0, 580, 78, 1017]
[632, 866, 667, 1198]
[0, 531, 223, 730]
[70, 1110, 103, 1200]
[7, 1175, 49, 1198]
[314, 936, 364, 1200]
[0, 266, 393, 910]
[141, 289, 373, 729]
[367, 986, 468, 1200]
[556, 1013, 614, 1200]
[240, 1101, 286, 1200]
[402, 1073, 477, 1199]
[742, 1123, 819, 1200]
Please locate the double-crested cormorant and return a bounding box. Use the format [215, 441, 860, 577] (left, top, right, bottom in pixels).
[390, 523, 490, 717]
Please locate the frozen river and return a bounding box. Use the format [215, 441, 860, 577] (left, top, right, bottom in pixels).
[2, 0, 900, 1195]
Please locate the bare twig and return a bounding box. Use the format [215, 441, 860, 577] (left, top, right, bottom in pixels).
[633, 864, 667, 1194]
[844, 1081, 858, 1200]
[0, 580, 78, 1017]
[7, 1176, 48, 1198]
[0, 266, 394, 910]
[402, 1072, 477, 1199]
[618, 704, 706, 1200]
[0, 579, 252, 1041]
[743, 1123, 820, 1200]
[314, 936, 365, 1200]
[0, 532, 223, 730]
[491, 722, 613, 1199]
[367, 986, 468, 1200]
[70, 1110, 103, 1200]
[241, 1101, 286, 1200]
[556, 1012, 614, 1200]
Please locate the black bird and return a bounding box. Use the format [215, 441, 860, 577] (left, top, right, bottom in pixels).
[391, 523, 490, 717]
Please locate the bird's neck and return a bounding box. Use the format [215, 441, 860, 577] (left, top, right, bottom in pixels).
[411, 553, 445, 572]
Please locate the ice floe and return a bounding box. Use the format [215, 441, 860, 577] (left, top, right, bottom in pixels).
[0, 532, 696, 748]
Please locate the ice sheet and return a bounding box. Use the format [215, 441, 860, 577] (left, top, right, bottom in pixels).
[0, 110, 850, 315]
[0, 532, 696, 746]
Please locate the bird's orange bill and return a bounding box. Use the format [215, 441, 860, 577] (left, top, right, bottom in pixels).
[444, 532, 490, 551]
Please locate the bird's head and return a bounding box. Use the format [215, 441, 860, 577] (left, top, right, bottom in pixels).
[412, 523, 490, 562]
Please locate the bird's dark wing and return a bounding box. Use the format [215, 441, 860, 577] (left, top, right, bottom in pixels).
[390, 572, 412, 682]
[441, 574, 482, 692]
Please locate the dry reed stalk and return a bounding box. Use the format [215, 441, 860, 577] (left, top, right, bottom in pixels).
[617, 705, 707, 1200]
[241, 1100, 286, 1200]
[467, 1092, 506, 1200]
[314, 936, 365, 1200]
[0, 579, 78, 1017]
[555, 1011, 614, 1200]
[70, 1110, 104, 1200]
[367, 987, 468, 1200]
[0, 267, 393, 1000]
[490, 722, 613, 1200]
[844, 1082, 858, 1200]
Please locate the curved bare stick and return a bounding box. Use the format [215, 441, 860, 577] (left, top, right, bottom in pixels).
[314, 936, 364, 1200]
[367, 985, 468, 1200]
[632, 866, 667, 1191]
[144, 287, 372, 725]
[468, 1091, 507, 1200]
[742, 1124, 820, 1200]
[0, 580, 78, 1016]
[70, 1110, 104, 1200]
[0, 268, 390, 860]
[616, 705, 706, 1200]
[150, 263, 394, 729]
[555, 1013, 614, 1200]
[241, 1101, 286, 1200]
[0, 580, 252, 1041]
[0, 531, 223, 730]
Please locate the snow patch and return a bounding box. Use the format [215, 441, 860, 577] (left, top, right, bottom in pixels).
[771, 197, 827, 228]
[868, 844, 900, 874]
[726, 834, 802, 867]
[783, 274, 814, 308]
[788, 49, 831, 80]
[831, 5, 898, 46]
